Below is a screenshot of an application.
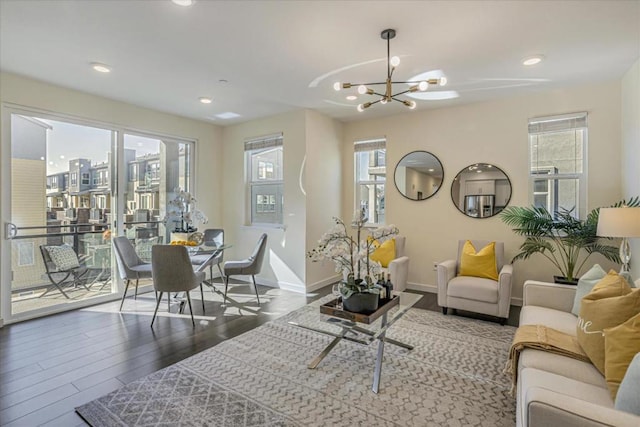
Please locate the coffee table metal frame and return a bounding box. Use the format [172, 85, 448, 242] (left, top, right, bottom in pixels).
[289, 292, 423, 393]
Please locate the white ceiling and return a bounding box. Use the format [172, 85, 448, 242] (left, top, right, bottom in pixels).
[1, 0, 639, 126]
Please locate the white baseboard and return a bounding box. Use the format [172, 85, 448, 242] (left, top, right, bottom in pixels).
[305, 275, 340, 293]
[407, 282, 523, 307]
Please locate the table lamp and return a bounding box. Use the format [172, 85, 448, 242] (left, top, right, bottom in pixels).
[597, 207, 640, 273]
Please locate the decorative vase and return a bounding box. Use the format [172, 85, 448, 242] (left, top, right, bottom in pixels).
[342, 292, 379, 314]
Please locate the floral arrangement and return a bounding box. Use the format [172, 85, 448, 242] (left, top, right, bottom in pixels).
[307, 209, 399, 298]
[166, 188, 208, 232]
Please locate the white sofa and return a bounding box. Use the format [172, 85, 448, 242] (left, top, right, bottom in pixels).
[517, 280, 640, 427]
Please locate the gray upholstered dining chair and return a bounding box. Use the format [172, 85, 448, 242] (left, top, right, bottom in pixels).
[190, 228, 224, 285]
[223, 233, 268, 305]
[113, 236, 154, 311]
[151, 245, 206, 328]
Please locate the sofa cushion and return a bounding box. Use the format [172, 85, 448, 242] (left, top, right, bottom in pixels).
[458, 240, 498, 280]
[571, 264, 607, 316]
[604, 312, 640, 400]
[577, 271, 639, 374]
[615, 353, 640, 415]
[519, 348, 606, 388]
[447, 275, 498, 303]
[520, 305, 578, 336]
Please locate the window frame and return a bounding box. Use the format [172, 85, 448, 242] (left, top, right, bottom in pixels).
[354, 138, 387, 226]
[528, 112, 587, 219]
[245, 134, 284, 226]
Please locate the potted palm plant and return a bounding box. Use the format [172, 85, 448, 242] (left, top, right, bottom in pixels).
[500, 198, 640, 284]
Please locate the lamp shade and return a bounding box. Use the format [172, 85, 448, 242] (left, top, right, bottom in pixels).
[597, 207, 640, 237]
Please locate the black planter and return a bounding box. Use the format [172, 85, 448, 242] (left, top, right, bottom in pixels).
[342, 292, 379, 314]
[553, 276, 579, 286]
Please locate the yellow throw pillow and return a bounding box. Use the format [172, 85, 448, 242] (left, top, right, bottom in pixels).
[369, 238, 396, 268]
[604, 312, 640, 400]
[577, 271, 639, 374]
[458, 241, 498, 281]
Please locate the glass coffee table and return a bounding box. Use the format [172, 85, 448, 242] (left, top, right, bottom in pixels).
[288, 292, 423, 393]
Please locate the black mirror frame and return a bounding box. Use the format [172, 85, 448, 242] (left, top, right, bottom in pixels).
[393, 150, 444, 201]
[450, 163, 512, 219]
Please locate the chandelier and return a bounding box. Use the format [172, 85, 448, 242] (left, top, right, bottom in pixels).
[333, 29, 447, 112]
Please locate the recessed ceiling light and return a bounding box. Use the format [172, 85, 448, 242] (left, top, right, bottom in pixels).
[215, 112, 241, 120]
[428, 168, 434, 172]
[199, 97, 212, 104]
[91, 62, 111, 73]
[522, 55, 544, 66]
[346, 95, 357, 101]
[171, 0, 194, 6]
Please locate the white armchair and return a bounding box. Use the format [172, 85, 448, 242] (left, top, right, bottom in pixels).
[383, 235, 409, 292]
[436, 239, 513, 324]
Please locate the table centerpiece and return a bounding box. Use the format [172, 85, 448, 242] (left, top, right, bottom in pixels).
[307, 209, 399, 313]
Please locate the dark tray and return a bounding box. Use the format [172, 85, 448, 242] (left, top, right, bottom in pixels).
[320, 295, 399, 324]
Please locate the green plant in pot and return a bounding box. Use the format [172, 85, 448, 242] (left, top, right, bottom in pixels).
[307, 210, 399, 313]
[500, 197, 640, 283]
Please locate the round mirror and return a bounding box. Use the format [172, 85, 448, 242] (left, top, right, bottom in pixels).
[451, 163, 512, 218]
[394, 151, 444, 201]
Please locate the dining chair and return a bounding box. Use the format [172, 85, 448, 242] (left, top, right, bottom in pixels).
[190, 228, 224, 285]
[113, 236, 154, 311]
[223, 233, 268, 305]
[151, 245, 206, 327]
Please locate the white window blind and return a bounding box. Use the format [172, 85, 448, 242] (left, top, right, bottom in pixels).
[354, 138, 386, 152]
[528, 112, 587, 135]
[244, 133, 283, 152]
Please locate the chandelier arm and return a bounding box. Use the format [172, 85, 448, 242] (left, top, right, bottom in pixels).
[371, 91, 387, 98]
[390, 88, 414, 97]
[390, 96, 410, 104]
[348, 82, 388, 86]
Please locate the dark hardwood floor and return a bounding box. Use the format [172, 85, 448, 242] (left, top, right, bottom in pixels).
[0, 284, 519, 426]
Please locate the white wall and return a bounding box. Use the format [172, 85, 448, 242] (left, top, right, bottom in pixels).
[221, 110, 308, 292]
[304, 110, 343, 290]
[622, 59, 640, 280]
[343, 81, 624, 301]
[0, 72, 222, 324]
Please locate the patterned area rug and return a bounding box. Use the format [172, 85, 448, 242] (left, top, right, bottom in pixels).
[76, 297, 517, 426]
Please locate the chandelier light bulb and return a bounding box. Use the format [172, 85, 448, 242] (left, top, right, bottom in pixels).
[390, 56, 400, 67]
[418, 81, 429, 91]
[333, 82, 342, 91]
[408, 100, 417, 109]
[439, 76, 448, 86]
[357, 104, 365, 112]
[357, 85, 368, 95]
[380, 98, 388, 104]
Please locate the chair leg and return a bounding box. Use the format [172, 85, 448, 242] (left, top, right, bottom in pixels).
[499, 318, 507, 326]
[186, 291, 195, 327]
[223, 275, 229, 304]
[200, 283, 205, 314]
[217, 264, 224, 280]
[151, 291, 163, 328]
[119, 280, 131, 311]
[251, 275, 260, 304]
[167, 293, 171, 312]
[134, 279, 139, 299]
[442, 306, 447, 315]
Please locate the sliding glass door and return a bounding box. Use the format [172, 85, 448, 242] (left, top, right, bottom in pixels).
[1, 110, 195, 323]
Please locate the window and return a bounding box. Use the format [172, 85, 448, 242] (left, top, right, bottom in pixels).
[354, 138, 386, 225]
[245, 134, 283, 225]
[95, 195, 107, 209]
[70, 172, 77, 186]
[529, 112, 587, 219]
[129, 164, 137, 181]
[81, 172, 90, 185]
